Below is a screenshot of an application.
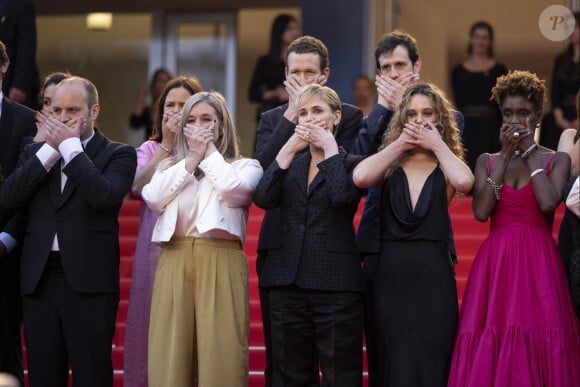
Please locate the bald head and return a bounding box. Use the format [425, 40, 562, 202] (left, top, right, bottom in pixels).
[0, 373, 20, 387]
[51, 77, 100, 140]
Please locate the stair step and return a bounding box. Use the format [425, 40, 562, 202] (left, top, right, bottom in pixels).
[20, 198, 566, 387]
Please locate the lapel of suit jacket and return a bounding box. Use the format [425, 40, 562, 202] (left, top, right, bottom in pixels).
[293, 152, 325, 198]
[59, 130, 104, 206]
[306, 155, 326, 198]
[0, 97, 12, 165]
[49, 162, 61, 208]
[292, 153, 309, 199]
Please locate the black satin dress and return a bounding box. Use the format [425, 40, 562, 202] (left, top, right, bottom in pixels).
[374, 167, 458, 387]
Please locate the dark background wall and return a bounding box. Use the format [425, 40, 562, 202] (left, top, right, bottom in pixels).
[301, 0, 366, 105]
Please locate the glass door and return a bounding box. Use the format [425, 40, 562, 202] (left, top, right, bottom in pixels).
[150, 12, 237, 118]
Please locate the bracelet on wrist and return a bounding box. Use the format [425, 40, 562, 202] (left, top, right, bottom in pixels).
[189, 148, 202, 156]
[158, 143, 171, 153]
[530, 168, 544, 178]
[486, 176, 503, 200]
[521, 143, 538, 159]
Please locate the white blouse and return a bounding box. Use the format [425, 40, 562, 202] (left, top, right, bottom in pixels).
[142, 151, 263, 243]
[566, 176, 579, 218]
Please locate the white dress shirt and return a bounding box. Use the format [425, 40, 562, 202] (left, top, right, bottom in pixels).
[35, 131, 95, 251]
[566, 176, 580, 217]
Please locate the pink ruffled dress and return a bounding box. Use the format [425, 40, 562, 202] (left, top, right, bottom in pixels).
[448, 155, 580, 387]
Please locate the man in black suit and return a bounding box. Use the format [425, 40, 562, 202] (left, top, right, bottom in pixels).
[0, 39, 36, 385]
[0, 76, 137, 387]
[253, 35, 362, 387]
[0, 0, 40, 109]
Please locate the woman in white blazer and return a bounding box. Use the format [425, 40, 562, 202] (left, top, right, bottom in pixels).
[142, 91, 263, 387]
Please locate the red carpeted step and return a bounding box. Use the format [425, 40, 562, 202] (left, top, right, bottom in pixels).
[113, 323, 126, 348]
[116, 300, 129, 325]
[118, 215, 140, 237]
[120, 198, 142, 217]
[119, 257, 134, 278]
[112, 346, 124, 370]
[120, 277, 131, 300]
[119, 236, 137, 258]
[35, 197, 561, 387]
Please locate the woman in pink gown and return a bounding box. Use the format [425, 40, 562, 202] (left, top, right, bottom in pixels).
[123, 76, 202, 387]
[448, 70, 580, 386]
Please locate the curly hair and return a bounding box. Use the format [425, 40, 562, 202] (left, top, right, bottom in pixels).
[490, 70, 546, 115]
[380, 82, 464, 174]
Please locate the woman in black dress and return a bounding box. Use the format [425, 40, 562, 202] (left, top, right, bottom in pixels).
[451, 21, 508, 171]
[247, 14, 299, 130]
[541, 12, 580, 150]
[353, 83, 473, 386]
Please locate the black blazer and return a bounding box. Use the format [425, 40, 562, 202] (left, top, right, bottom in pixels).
[0, 130, 137, 295]
[253, 150, 364, 292]
[0, 97, 35, 251]
[253, 102, 362, 255]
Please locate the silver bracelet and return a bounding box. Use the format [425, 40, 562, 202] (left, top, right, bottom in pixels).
[521, 143, 538, 159]
[158, 143, 171, 153]
[189, 148, 202, 155]
[486, 176, 503, 200]
[530, 168, 544, 178]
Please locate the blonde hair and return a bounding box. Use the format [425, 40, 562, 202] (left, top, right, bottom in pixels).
[295, 84, 341, 135]
[381, 82, 464, 174]
[160, 91, 240, 170]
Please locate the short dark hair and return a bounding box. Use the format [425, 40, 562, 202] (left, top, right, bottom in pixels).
[374, 30, 419, 70]
[285, 35, 329, 72]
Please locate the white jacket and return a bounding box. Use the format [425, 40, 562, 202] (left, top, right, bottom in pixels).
[142, 151, 263, 243]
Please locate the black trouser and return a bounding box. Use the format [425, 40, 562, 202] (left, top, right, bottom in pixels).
[23, 253, 118, 387]
[0, 256, 23, 385]
[362, 253, 379, 387]
[269, 286, 363, 387]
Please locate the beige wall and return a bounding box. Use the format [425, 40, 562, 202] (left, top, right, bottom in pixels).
[37, 14, 152, 146]
[35, 3, 570, 150]
[396, 0, 569, 108]
[36, 8, 301, 156]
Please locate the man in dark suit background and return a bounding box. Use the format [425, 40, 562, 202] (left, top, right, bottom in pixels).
[0, 39, 36, 385]
[253, 35, 362, 387]
[0, 0, 40, 109]
[0, 76, 136, 387]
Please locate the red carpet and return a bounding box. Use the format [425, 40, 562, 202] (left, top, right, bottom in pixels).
[22, 196, 565, 386]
